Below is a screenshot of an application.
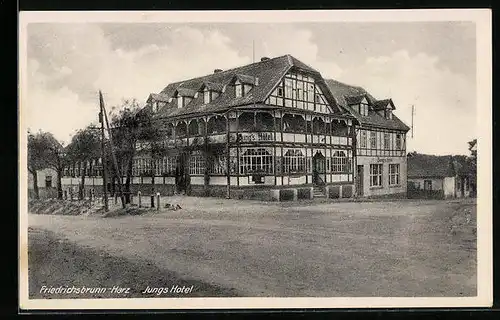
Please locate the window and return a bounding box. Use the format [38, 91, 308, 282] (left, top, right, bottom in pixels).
[283, 149, 305, 173]
[360, 130, 367, 148]
[389, 164, 400, 185]
[370, 164, 383, 187]
[396, 134, 402, 149]
[359, 104, 369, 116]
[177, 96, 183, 109]
[235, 84, 243, 98]
[385, 109, 392, 119]
[203, 90, 211, 104]
[332, 151, 348, 173]
[384, 133, 390, 150]
[189, 151, 206, 175]
[370, 131, 377, 149]
[208, 155, 227, 175]
[239, 148, 273, 174]
[424, 180, 432, 191]
[45, 175, 52, 188]
[132, 158, 152, 176]
[277, 87, 284, 97]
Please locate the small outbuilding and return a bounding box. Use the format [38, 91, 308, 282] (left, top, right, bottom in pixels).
[407, 153, 474, 199]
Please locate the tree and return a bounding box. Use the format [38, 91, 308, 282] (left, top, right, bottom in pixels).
[109, 99, 143, 203]
[27, 131, 50, 199]
[66, 125, 101, 200]
[110, 99, 168, 203]
[27, 130, 66, 199]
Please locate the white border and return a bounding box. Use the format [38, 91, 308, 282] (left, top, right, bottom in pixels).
[18, 9, 492, 310]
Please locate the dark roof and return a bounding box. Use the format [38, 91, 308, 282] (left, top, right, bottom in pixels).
[203, 81, 225, 92]
[407, 153, 474, 178]
[234, 74, 258, 85]
[150, 55, 346, 120]
[147, 93, 170, 103]
[175, 87, 197, 98]
[345, 95, 368, 105]
[407, 153, 455, 178]
[372, 99, 395, 111]
[324, 79, 410, 132]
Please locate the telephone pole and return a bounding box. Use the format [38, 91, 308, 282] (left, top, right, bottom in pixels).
[411, 104, 415, 139]
[99, 93, 109, 212]
[100, 91, 126, 209]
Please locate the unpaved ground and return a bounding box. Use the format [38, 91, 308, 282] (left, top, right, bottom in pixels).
[28, 197, 477, 298]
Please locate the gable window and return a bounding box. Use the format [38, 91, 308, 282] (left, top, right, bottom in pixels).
[277, 87, 284, 97]
[384, 133, 390, 150]
[370, 164, 383, 187]
[396, 134, 402, 149]
[177, 96, 183, 109]
[360, 130, 367, 148]
[389, 164, 400, 185]
[370, 131, 377, 149]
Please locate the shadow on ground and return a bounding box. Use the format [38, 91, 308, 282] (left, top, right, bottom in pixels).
[28, 228, 239, 299]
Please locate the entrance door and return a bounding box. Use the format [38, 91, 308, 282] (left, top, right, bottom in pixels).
[356, 165, 364, 196]
[312, 152, 326, 185]
[175, 152, 188, 194]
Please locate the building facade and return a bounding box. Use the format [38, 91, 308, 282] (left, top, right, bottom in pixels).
[407, 153, 474, 199]
[57, 54, 410, 201]
[325, 80, 410, 198]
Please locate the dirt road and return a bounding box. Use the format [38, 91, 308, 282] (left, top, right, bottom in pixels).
[28, 197, 477, 298]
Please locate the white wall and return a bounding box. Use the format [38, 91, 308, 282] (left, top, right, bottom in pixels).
[28, 168, 58, 189]
[356, 156, 407, 197]
[408, 177, 444, 191]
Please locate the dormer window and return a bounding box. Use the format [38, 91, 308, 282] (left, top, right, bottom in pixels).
[235, 80, 244, 98]
[359, 103, 369, 116]
[204, 90, 211, 104]
[233, 74, 258, 98]
[152, 102, 158, 113]
[385, 109, 392, 119]
[177, 96, 192, 109]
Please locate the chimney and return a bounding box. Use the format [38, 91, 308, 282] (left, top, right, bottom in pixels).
[260, 57, 270, 62]
[214, 69, 223, 73]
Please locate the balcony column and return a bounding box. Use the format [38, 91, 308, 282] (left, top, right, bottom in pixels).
[273, 110, 277, 185]
[225, 113, 231, 199]
[305, 115, 308, 184]
[236, 111, 240, 187]
[280, 110, 284, 186]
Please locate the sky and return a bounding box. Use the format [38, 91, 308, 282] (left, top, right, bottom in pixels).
[25, 21, 477, 155]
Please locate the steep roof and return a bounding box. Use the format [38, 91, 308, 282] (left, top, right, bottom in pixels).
[372, 99, 395, 111]
[324, 79, 410, 132]
[407, 153, 455, 178]
[149, 55, 346, 119]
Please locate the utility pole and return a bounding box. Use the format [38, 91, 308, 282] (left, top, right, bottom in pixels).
[252, 40, 255, 63]
[100, 90, 126, 209]
[411, 104, 415, 139]
[99, 93, 109, 212]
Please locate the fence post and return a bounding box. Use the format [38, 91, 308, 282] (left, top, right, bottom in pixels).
[138, 191, 142, 208]
[156, 192, 160, 211]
